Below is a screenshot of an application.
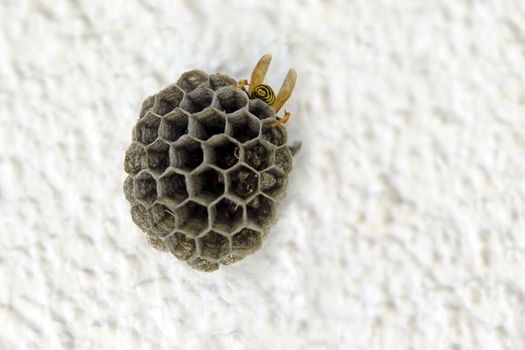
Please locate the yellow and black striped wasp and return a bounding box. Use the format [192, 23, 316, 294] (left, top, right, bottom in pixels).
[236, 54, 297, 128]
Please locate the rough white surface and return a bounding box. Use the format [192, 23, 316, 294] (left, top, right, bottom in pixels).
[1, 0, 525, 349]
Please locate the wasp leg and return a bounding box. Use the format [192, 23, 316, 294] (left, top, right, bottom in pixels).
[271, 110, 291, 128]
[236, 79, 248, 89]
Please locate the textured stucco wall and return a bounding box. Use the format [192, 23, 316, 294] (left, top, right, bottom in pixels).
[1, 0, 525, 349]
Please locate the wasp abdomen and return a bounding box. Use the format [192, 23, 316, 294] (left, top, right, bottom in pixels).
[251, 84, 275, 105]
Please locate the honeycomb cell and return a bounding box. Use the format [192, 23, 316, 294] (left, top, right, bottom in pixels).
[246, 195, 275, 227]
[199, 231, 230, 260]
[123, 176, 134, 202]
[244, 140, 273, 171]
[135, 112, 161, 145]
[261, 120, 287, 146]
[133, 171, 157, 205]
[176, 70, 209, 93]
[275, 146, 293, 173]
[212, 197, 244, 233]
[248, 99, 275, 120]
[174, 200, 208, 236]
[152, 84, 184, 116]
[189, 108, 226, 140]
[157, 170, 188, 207]
[228, 165, 258, 200]
[227, 112, 260, 143]
[146, 140, 170, 174]
[232, 228, 262, 255]
[209, 73, 236, 90]
[124, 142, 147, 175]
[181, 84, 214, 113]
[170, 137, 203, 172]
[190, 167, 225, 203]
[205, 135, 240, 170]
[165, 232, 196, 261]
[148, 203, 175, 237]
[159, 109, 188, 142]
[139, 95, 155, 118]
[260, 168, 286, 198]
[146, 233, 168, 252]
[221, 255, 245, 265]
[131, 204, 150, 231]
[188, 257, 219, 272]
[214, 87, 249, 113]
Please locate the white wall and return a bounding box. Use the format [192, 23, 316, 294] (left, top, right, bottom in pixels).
[1, 0, 525, 349]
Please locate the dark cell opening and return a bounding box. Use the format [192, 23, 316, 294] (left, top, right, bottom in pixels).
[213, 198, 243, 233]
[244, 142, 271, 171]
[229, 166, 258, 199]
[212, 141, 239, 169]
[247, 195, 274, 227]
[159, 171, 188, 204]
[176, 201, 208, 235]
[194, 168, 225, 202]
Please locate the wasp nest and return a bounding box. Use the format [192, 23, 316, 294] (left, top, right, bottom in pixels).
[123, 70, 293, 271]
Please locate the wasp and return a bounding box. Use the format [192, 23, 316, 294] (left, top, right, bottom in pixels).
[236, 54, 297, 128]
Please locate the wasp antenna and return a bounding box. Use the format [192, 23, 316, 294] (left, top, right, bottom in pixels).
[248, 54, 272, 96]
[273, 68, 297, 113]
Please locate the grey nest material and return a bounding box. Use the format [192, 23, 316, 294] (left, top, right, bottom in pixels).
[123, 70, 293, 272]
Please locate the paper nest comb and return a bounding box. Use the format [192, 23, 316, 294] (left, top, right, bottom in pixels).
[123, 57, 296, 272]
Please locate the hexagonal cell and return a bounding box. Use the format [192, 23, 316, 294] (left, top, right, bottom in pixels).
[147, 203, 176, 238]
[159, 109, 188, 142]
[176, 69, 209, 93]
[261, 120, 287, 146]
[232, 228, 262, 255]
[205, 136, 240, 170]
[170, 137, 203, 172]
[248, 99, 275, 120]
[123, 176, 134, 202]
[180, 84, 214, 113]
[246, 195, 275, 227]
[213, 86, 249, 113]
[244, 140, 273, 171]
[146, 140, 170, 173]
[275, 146, 293, 173]
[199, 231, 230, 260]
[165, 232, 196, 261]
[187, 257, 219, 272]
[190, 167, 225, 203]
[124, 142, 147, 175]
[157, 170, 188, 206]
[209, 73, 236, 90]
[146, 233, 168, 252]
[228, 165, 258, 200]
[174, 200, 208, 236]
[221, 255, 245, 265]
[226, 112, 261, 143]
[133, 171, 157, 205]
[135, 112, 161, 145]
[260, 168, 286, 198]
[212, 198, 244, 233]
[130, 204, 150, 232]
[152, 84, 184, 116]
[139, 95, 155, 118]
[189, 108, 226, 140]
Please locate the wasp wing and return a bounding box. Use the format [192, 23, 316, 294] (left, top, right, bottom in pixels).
[248, 54, 272, 96]
[273, 68, 297, 113]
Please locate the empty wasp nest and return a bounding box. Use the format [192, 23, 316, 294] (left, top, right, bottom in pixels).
[123, 70, 293, 271]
